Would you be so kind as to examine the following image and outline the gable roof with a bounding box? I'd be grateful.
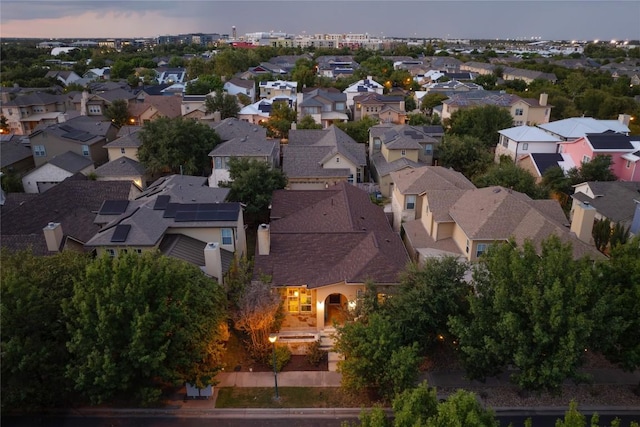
[254,182,409,288]
[572,181,640,227]
[392,166,475,195]
[499,125,561,142]
[527,152,576,177]
[2,91,64,107]
[209,136,278,158]
[48,151,94,173]
[444,90,523,108]
[0,175,132,255]
[224,78,255,90]
[0,135,33,168]
[104,127,142,148]
[209,117,267,141]
[94,156,146,177]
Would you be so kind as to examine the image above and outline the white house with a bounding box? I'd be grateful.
[495,125,562,162]
[342,76,384,108]
[22,151,94,193]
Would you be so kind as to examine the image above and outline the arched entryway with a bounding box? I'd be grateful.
[324,293,349,327]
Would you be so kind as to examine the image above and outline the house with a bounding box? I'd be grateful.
[208,117,267,142]
[103,126,142,161]
[29,116,118,167]
[0,174,134,255]
[297,88,348,128]
[94,156,147,190]
[284,125,366,190]
[253,182,410,335]
[258,80,297,100]
[155,67,187,85]
[208,135,280,187]
[422,79,483,94]
[495,125,562,162]
[83,67,111,80]
[84,174,245,284]
[22,151,94,193]
[460,61,495,76]
[1,92,68,135]
[501,67,557,84]
[223,78,256,102]
[516,152,576,183]
[181,93,210,119]
[570,181,640,237]
[391,166,604,264]
[352,93,406,124]
[315,56,359,78]
[238,97,296,125]
[440,91,551,126]
[342,76,384,108]
[237,62,288,80]
[128,95,182,125]
[537,115,631,141]
[71,88,137,117]
[0,134,35,177]
[44,70,82,87]
[557,132,640,181]
[369,124,444,197]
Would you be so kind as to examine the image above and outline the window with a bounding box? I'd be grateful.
[336,157,340,163]
[514,121,524,126]
[476,243,489,258]
[582,155,591,164]
[373,138,381,149]
[424,144,433,155]
[81,145,90,156]
[221,228,233,245]
[405,195,416,210]
[501,136,509,148]
[521,143,529,151]
[465,239,470,254]
[300,288,312,312]
[88,105,101,114]
[34,145,46,157]
[515,108,523,116]
[626,160,631,169]
[356,169,362,183]
[348,174,354,183]
[120,147,126,154]
[401,149,406,156]
[224,157,230,170]
[286,288,312,313]
[106,248,117,257]
[134,248,143,254]
[215,157,223,169]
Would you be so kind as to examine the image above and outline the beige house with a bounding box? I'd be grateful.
[128,95,182,125]
[1,92,68,135]
[103,126,142,162]
[253,182,410,338]
[352,93,406,123]
[259,80,297,100]
[390,166,603,264]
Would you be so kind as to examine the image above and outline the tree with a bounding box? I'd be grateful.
[427,390,499,427]
[335,116,379,144]
[404,95,417,112]
[186,74,223,95]
[65,251,227,405]
[1,250,90,411]
[540,165,571,196]
[386,257,470,353]
[138,116,220,176]
[474,74,497,90]
[232,280,283,362]
[438,135,493,180]
[568,155,616,185]
[392,381,439,427]
[407,113,431,126]
[204,92,240,119]
[0,114,9,133]
[592,218,611,253]
[473,156,544,199]
[450,236,601,393]
[261,102,297,139]
[446,105,514,148]
[334,312,420,400]
[110,59,134,79]
[103,99,130,128]
[220,157,287,217]
[297,114,322,130]
[291,58,317,89]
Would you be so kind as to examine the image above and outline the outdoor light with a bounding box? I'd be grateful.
[268,333,279,399]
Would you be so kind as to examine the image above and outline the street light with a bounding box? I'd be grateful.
[268,333,279,400]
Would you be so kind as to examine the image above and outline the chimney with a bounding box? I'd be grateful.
[618,114,631,127]
[570,200,597,244]
[43,222,64,252]
[257,223,270,255]
[80,90,89,116]
[212,111,221,122]
[204,242,223,284]
[539,93,548,107]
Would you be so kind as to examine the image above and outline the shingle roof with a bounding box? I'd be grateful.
[158,234,235,274]
[208,136,278,158]
[371,152,424,177]
[444,90,522,108]
[0,136,33,168]
[104,128,141,148]
[254,182,410,288]
[571,181,640,227]
[0,175,132,255]
[95,157,146,177]
[2,92,63,107]
[225,78,255,90]
[391,166,475,195]
[48,151,94,173]
[209,118,267,141]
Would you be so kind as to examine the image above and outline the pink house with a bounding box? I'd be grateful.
[558,132,640,181]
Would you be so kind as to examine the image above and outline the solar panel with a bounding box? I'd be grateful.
[163,203,179,218]
[111,224,131,242]
[173,203,239,222]
[153,195,171,210]
[99,200,129,215]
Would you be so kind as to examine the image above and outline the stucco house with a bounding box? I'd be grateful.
[537,115,631,141]
[495,125,562,162]
[208,135,280,187]
[557,132,640,182]
[223,78,256,102]
[253,182,410,336]
[369,124,444,197]
[259,80,297,100]
[352,93,406,124]
[284,125,366,190]
[390,166,604,264]
[297,88,348,128]
[22,151,94,193]
[1,92,69,135]
[29,116,118,168]
[103,126,142,162]
[84,174,245,285]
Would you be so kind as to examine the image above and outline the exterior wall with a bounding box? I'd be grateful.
[517,155,543,183]
[379,109,406,124]
[322,153,358,179]
[237,113,268,124]
[225,83,255,102]
[382,145,419,163]
[107,146,139,162]
[495,136,558,162]
[168,220,246,256]
[559,138,595,170]
[313,282,364,332]
[378,172,394,198]
[433,220,455,241]
[618,159,640,181]
[391,187,418,232]
[451,224,470,261]
[30,132,108,167]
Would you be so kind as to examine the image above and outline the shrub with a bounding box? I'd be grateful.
[306,340,328,366]
[272,345,291,372]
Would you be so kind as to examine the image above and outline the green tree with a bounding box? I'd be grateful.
[335,116,378,144]
[473,156,544,199]
[386,257,469,353]
[103,99,130,128]
[0,114,9,133]
[592,218,611,253]
[450,236,601,393]
[438,135,493,179]
[407,113,431,126]
[474,74,497,90]
[404,95,417,112]
[205,92,240,119]
[298,114,323,130]
[567,155,617,185]
[291,58,317,89]
[261,102,297,139]
[65,251,227,405]
[392,381,438,427]
[138,116,220,176]
[110,59,134,79]
[446,105,514,148]
[334,312,420,400]
[220,157,287,216]
[186,74,223,95]
[427,390,499,427]
[1,250,90,411]
[540,165,571,196]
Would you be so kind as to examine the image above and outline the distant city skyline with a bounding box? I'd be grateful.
[1,1,639,42]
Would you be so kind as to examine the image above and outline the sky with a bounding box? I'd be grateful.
[1,1,639,42]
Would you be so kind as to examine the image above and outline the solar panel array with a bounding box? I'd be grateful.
[169,203,239,222]
[153,195,171,210]
[62,130,95,142]
[111,224,131,242]
[99,200,130,215]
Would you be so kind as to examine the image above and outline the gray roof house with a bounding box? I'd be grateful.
[22,151,94,193]
[208,117,267,141]
[208,135,280,187]
[297,88,349,128]
[94,156,147,189]
[284,125,366,190]
[85,174,246,284]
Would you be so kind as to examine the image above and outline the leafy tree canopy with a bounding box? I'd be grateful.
[297,114,323,130]
[204,92,240,119]
[438,134,493,180]
[335,116,379,144]
[446,105,514,148]
[103,99,130,128]
[261,102,297,139]
[473,156,545,199]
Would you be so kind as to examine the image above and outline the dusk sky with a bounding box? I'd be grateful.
[1,1,639,41]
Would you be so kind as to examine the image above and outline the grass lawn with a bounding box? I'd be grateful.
[216,387,375,408]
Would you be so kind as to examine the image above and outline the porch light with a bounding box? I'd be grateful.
[294,290,298,297]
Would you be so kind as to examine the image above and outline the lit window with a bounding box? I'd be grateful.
[405,195,416,210]
[221,228,233,245]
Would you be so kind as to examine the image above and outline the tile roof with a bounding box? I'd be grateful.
[1,175,132,255]
[254,182,410,288]
[94,157,146,177]
[48,151,94,173]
